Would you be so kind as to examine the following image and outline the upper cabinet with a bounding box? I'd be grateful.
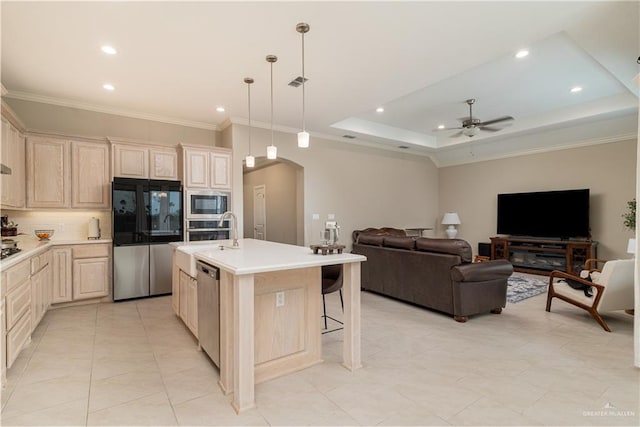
[26,135,110,209]
[26,136,70,208]
[71,141,110,209]
[111,140,178,181]
[181,144,232,190]
[1,116,25,209]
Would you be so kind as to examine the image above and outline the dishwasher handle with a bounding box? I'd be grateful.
[196,261,219,280]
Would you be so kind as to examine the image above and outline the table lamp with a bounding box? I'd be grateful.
[442,212,461,239]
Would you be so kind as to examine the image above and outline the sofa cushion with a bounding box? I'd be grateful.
[416,238,472,263]
[383,236,416,250]
[352,227,406,243]
[356,234,385,246]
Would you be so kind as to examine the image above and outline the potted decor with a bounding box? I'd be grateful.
[623,198,636,256]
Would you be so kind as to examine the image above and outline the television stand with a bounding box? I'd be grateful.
[490,236,597,276]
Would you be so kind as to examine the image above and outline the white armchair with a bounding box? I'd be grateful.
[545,259,634,331]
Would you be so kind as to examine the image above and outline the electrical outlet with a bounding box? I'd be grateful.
[58,223,65,231]
[328,213,335,220]
[276,291,285,307]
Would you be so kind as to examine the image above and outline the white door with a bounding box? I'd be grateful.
[253,185,266,240]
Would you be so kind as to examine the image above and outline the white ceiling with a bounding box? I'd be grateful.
[1,1,638,165]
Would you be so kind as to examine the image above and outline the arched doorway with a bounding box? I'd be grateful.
[242,157,304,245]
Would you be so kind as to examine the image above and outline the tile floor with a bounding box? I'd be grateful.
[1,280,638,426]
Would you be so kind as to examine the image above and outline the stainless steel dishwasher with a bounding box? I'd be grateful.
[196,261,220,367]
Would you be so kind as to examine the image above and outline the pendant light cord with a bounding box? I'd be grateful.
[247,81,252,153]
[270,61,274,147]
[301,31,306,132]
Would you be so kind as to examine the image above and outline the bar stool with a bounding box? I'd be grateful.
[321,264,343,333]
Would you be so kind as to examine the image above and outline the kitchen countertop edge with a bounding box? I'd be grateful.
[1,238,112,271]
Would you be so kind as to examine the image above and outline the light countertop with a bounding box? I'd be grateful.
[1,236,112,270]
[176,238,366,275]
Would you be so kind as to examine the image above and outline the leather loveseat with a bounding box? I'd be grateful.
[352,227,513,322]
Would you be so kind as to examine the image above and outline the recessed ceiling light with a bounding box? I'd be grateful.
[216,106,225,113]
[437,124,445,129]
[103,83,115,91]
[570,86,583,93]
[376,107,384,113]
[515,49,529,59]
[101,45,117,55]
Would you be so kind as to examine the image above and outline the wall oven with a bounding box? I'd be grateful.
[186,190,230,219]
[186,219,231,242]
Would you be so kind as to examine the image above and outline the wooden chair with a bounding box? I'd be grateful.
[545,258,634,331]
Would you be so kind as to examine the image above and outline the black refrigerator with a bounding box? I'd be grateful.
[112,178,183,301]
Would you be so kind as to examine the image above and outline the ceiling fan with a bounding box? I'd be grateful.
[443,99,514,138]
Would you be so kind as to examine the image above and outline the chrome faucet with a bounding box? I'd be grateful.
[219,211,239,247]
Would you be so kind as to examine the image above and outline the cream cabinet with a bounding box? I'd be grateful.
[3,258,32,369]
[181,144,232,190]
[51,243,111,303]
[150,148,178,180]
[71,141,110,208]
[52,247,73,303]
[111,141,179,180]
[30,252,51,331]
[178,270,198,338]
[1,116,26,208]
[26,136,70,208]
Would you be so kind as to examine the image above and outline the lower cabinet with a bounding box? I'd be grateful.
[52,243,111,303]
[178,270,198,338]
[3,258,33,370]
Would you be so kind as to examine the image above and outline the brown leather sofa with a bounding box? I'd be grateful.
[352,227,513,322]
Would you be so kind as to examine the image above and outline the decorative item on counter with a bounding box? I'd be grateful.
[1,215,18,236]
[35,229,55,241]
[88,217,101,239]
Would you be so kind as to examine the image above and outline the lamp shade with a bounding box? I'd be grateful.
[267,145,277,160]
[297,131,309,148]
[442,212,461,225]
[245,155,255,168]
[627,238,636,255]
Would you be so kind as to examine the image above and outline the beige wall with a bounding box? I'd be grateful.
[243,162,302,245]
[4,98,218,147]
[231,124,440,248]
[439,139,637,260]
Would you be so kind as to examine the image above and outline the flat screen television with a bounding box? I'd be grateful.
[497,189,590,239]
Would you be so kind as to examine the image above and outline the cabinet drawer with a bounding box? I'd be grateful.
[5,259,30,292]
[6,279,31,329]
[6,310,31,369]
[30,250,52,274]
[73,244,110,259]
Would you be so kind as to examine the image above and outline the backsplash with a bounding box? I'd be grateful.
[2,210,111,241]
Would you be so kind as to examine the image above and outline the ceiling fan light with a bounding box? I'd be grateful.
[297,131,309,148]
[463,126,480,137]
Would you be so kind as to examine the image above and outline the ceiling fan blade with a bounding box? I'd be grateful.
[432,126,463,132]
[478,126,501,132]
[449,130,464,138]
[478,116,514,126]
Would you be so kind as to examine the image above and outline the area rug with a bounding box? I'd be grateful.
[507,274,548,303]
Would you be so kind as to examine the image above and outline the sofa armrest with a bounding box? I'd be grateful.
[451,260,513,282]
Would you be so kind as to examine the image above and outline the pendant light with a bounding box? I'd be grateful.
[296,22,310,148]
[244,77,255,168]
[266,55,278,160]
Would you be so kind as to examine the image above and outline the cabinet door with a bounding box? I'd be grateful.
[150,148,178,181]
[184,149,209,188]
[72,257,109,300]
[210,151,231,189]
[172,260,180,315]
[71,141,110,208]
[179,270,188,320]
[112,144,149,179]
[26,136,70,208]
[30,267,44,331]
[1,118,26,208]
[186,276,198,337]
[52,248,73,303]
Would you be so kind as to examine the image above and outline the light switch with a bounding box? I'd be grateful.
[312,213,320,220]
[328,213,335,220]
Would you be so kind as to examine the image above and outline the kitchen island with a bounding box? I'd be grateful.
[174,238,366,413]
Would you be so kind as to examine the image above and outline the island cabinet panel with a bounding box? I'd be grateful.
[26,136,70,208]
[218,266,322,393]
[71,141,110,208]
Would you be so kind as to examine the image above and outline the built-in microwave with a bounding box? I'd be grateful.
[186,190,230,219]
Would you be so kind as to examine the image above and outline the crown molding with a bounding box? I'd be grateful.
[5,90,218,131]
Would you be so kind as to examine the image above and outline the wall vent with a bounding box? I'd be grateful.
[342,134,356,139]
[398,145,409,149]
[288,76,308,87]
